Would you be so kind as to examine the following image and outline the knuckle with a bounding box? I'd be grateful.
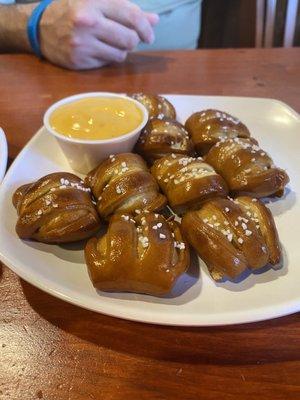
[128,7,143,27]
[70,8,97,28]
[70,9,83,26]
[69,36,81,49]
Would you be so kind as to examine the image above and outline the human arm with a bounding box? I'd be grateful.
[0,2,36,53]
[0,0,159,69]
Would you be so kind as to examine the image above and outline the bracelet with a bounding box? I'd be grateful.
[27,0,54,58]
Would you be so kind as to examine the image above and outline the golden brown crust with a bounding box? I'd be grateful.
[151,154,228,215]
[235,196,281,265]
[135,117,195,164]
[84,213,190,296]
[205,138,289,198]
[185,109,250,155]
[181,198,270,281]
[131,93,176,120]
[13,172,101,243]
[85,153,167,220]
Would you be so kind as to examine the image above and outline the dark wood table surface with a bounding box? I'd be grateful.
[0,48,299,400]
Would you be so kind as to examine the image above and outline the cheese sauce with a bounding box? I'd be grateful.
[50,97,143,140]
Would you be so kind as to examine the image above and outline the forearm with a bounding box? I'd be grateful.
[0,0,158,69]
[0,3,36,53]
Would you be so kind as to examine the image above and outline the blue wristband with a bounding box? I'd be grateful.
[27,0,54,58]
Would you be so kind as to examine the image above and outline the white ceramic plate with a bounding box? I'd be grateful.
[0,127,8,182]
[0,95,299,326]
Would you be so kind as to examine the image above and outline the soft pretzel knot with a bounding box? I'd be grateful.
[85,153,167,219]
[205,137,289,197]
[151,154,228,215]
[135,117,195,164]
[185,109,250,155]
[181,196,281,282]
[13,172,101,243]
[84,212,190,296]
[131,93,176,120]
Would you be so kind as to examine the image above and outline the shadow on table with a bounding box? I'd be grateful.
[100,53,175,77]
[20,273,299,368]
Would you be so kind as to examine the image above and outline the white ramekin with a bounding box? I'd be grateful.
[43,92,148,174]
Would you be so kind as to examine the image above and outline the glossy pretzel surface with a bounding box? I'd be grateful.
[13,172,100,243]
[85,212,190,295]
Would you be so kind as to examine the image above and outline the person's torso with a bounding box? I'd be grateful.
[133,0,201,51]
[132,0,198,13]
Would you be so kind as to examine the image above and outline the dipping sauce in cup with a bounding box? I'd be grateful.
[44,93,148,174]
[49,97,144,141]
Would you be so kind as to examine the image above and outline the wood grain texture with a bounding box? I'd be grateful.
[0,48,300,400]
[1,48,300,161]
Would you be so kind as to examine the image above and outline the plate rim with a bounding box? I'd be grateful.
[1,250,299,327]
[1,95,300,326]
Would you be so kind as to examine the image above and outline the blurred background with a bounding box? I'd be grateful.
[199,0,300,48]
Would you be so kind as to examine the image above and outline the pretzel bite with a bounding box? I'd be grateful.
[85,212,190,296]
[185,109,250,155]
[135,117,194,164]
[131,93,176,120]
[205,137,289,198]
[235,196,281,265]
[85,153,167,220]
[13,172,100,243]
[181,198,278,282]
[151,154,228,215]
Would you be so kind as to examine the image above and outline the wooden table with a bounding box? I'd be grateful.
[0,48,299,400]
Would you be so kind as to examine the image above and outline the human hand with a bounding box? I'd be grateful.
[39,0,159,69]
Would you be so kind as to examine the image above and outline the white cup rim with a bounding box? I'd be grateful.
[43,92,148,145]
